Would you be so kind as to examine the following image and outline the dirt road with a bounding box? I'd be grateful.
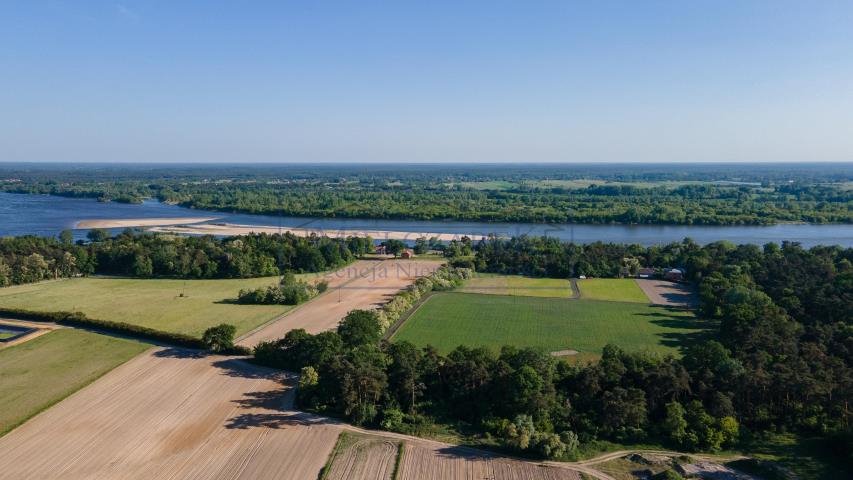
[635,279,698,308]
[237,258,442,347]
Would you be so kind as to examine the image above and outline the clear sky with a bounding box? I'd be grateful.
[1,1,852,163]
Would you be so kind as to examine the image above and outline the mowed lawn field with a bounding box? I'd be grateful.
[392,293,705,360]
[460,273,573,298]
[0,276,294,337]
[576,278,650,303]
[0,328,150,435]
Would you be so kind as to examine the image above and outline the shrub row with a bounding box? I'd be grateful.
[0,307,207,349]
[376,265,471,332]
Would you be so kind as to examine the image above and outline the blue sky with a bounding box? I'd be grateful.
[1,1,852,163]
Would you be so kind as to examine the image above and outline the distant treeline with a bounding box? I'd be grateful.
[0,231,373,286]
[2,164,850,225]
[253,236,852,461]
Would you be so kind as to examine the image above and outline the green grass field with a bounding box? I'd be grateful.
[577,278,650,303]
[0,329,150,435]
[392,293,706,359]
[461,274,572,298]
[0,276,295,337]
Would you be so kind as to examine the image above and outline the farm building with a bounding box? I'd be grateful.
[664,268,684,282]
[400,249,415,259]
[638,267,656,278]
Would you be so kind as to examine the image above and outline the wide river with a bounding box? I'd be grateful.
[1,192,851,247]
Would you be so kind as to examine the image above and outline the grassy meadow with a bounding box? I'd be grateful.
[0,276,295,337]
[460,273,573,298]
[0,329,150,436]
[392,292,706,360]
[576,278,650,303]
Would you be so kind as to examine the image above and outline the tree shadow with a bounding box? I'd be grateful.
[434,445,497,461]
[649,317,716,353]
[210,357,290,381]
[153,347,209,359]
[225,411,341,430]
[213,298,241,305]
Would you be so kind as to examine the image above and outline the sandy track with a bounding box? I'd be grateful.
[150,222,489,242]
[635,279,698,308]
[0,348,340,480]
[238,259,442,347]
[398,443,582,480]
[75,217,218,229]
[325,436,399,480]
[0,319,61,349]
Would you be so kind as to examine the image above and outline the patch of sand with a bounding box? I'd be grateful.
[0,319,61,349]
[550,350,579,357]
[75,217,218,229]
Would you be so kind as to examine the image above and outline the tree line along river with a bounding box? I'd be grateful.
[1,192,851,248]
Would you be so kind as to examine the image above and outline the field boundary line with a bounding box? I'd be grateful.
[383,291,437,341]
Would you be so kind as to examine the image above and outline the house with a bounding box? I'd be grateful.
[638,267,656,279]
[400,249,415,259]
[664,268,684,282]
[374,244,387,255]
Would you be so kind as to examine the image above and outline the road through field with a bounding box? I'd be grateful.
[238,258,442,347]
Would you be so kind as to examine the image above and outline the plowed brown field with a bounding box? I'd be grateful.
[238,258,442,346]
[397,443,582,480]
[0,348,340,480]
[323,433,399,480]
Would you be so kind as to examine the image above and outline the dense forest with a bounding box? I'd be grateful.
[0,230,373,286]
[2,163,850,225]
[252,237,852,464]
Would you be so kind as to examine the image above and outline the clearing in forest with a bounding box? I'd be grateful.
[576,278,650,303]
[392,292,706,359]
[460,273,573,298]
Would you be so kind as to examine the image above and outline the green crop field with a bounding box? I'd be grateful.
[0,276,296,337]
[577,278,650,303]
[392,293,707,360]
[0,329,150,435]
[461,274,572,298]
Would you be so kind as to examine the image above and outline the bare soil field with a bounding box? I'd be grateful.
[635,279,698,308]
[0,348,340,480]
[397,443,583,480]
[238,258,442,347]
[150,222,489,242]
[323,432,400,480]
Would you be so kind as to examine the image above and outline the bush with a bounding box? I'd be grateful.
[236,272,320,305]
[380,408,405,432]
[202,324,237,352]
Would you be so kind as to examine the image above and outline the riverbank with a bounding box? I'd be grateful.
[149,222,490,241]
[75,217,219,229]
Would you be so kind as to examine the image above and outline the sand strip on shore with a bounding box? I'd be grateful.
[75,217,219,229]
